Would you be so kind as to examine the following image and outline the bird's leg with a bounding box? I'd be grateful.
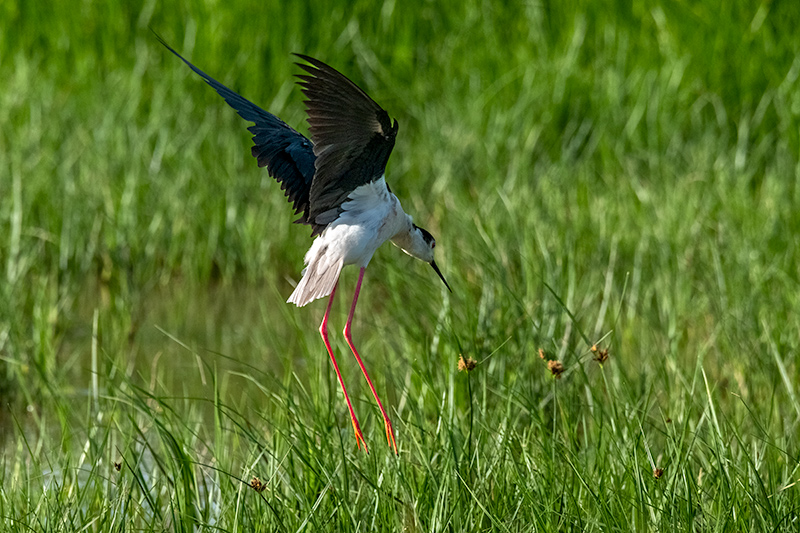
[320,283,368,453]
[343,267,398,454]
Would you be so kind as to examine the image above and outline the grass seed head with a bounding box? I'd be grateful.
[593,346,609,364]
[653,468,664,479]
[250,476,267,493]
[547,360,565,379]
[458,354,477,372]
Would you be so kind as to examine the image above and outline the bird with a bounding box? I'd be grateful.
[157,36,451,454]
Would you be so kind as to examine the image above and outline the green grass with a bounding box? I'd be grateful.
[2,0,800,530]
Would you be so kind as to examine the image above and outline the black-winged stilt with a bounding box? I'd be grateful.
[158,37,451,454]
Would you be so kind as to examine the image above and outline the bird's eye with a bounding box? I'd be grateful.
[431,241,436,249]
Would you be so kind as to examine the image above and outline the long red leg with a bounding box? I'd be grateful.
[343,267,398,454]
[320,283,368,453]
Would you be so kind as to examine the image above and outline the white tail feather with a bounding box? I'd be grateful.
[287,257,343,307]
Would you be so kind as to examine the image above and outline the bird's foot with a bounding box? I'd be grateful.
[384,418,398,455]
[351,418,369,454]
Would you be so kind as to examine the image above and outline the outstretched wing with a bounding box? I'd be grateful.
[294,54,398,225]
[156,35,321,233]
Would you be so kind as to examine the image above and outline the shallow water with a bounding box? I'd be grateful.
[3,278,324,448]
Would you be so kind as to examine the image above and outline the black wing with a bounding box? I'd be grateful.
[294,54,398,225]
[156,35,321,233]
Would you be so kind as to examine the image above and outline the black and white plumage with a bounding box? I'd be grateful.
[157,37,449,305]
[158,36,450,453]
[296,54,398,226]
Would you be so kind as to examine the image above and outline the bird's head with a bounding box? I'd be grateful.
[394,224,452,292]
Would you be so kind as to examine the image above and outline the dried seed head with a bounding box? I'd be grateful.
[114,461,122,472]
[593,346,609,364]
[458,355,477,372]
[538,348,545,360]
[653,468,664,479]
[547,360,565,379]
[250,476,267,493]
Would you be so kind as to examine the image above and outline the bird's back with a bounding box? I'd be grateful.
[287,177,410,307]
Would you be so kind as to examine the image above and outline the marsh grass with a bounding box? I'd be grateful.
[2,0,800,530]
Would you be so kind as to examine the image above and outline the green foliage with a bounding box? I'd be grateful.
[1,0,799,531]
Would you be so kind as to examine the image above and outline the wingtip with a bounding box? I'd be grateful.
[292,53,322,65]
[150,28,172,52]
[292,53,340,77]
[291,53,316,70]
[150,29,186,63]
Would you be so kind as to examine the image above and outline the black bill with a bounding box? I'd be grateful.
[430,261,452,293]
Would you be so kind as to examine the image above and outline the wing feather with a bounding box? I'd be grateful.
[293,54,398,225]
[156,35,323,234]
